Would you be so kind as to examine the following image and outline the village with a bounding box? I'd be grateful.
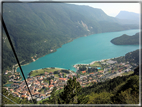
[3,58,137,102]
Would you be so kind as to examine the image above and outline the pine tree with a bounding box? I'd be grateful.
[50,87,57,104]
[58,77,82,104]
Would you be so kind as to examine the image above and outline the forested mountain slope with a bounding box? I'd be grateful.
[125,49,140,65]
[112,49,140,66]
[111,32,139,45]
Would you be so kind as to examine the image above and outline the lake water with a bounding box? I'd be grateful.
[4,84,11,87]
[17,29,140,79]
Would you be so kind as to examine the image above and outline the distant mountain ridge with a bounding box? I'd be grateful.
[115,11,139,25]
[116,11,139,20]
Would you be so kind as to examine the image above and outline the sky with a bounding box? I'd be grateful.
[0,0,141,17]
[70,3,140,17]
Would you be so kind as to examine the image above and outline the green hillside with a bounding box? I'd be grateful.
[125,49,140,65]
[113,49,139,64]
[111,32,139,45]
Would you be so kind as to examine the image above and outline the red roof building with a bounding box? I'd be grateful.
[59,78,67,81]
[82,71,86,73]
[10,89,14,92]
[89,72,94,74]
[48,85,54,89]
[99,70,104,73]
[21,95,27,98]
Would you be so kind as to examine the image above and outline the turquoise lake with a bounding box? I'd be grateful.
[4,84,12,87]
[17,29,140,79]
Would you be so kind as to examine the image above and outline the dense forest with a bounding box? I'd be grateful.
[125,49,140,65]
[111,32,139,45]
[112,49,140,65]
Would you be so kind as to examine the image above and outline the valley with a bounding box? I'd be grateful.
[2,2,140,105]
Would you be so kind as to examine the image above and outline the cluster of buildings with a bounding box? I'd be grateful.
[4,59,135,102]
[5,72,22,83]
[5,70,12,75]
[76,59,134,81]
[4,68,101,101]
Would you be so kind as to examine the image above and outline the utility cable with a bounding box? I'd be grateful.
[0,93,21,106]
[2,17,34,104]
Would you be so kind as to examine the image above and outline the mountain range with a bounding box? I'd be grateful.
[116,11,139,20]
[115,11,140,25]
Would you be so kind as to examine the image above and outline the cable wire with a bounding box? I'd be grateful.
[2,17,34,104]
[0,93,21,106]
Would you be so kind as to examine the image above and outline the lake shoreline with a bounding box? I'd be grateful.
[15,29,139,80]
[73,57,120,69]
[17,57,120,81]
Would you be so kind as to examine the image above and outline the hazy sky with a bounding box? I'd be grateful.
[1,0,141,17]
[70,3,140,17]
[52,0,141,17]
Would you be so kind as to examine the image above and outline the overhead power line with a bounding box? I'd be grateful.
[2,17,34,104]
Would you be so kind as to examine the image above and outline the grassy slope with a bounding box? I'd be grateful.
[29,68,62,77]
